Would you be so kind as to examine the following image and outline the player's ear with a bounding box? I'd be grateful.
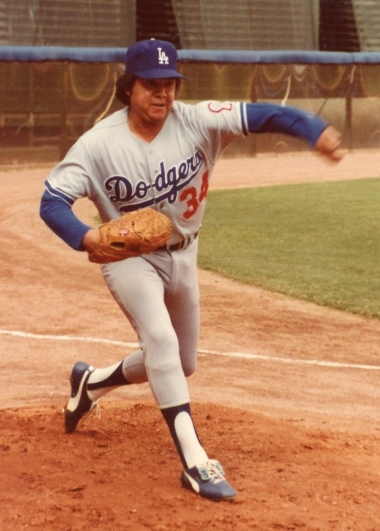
[175,79,182,97]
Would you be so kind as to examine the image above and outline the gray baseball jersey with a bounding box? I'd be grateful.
[46,100,245,246]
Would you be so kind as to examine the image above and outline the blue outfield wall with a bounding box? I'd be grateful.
[1,46,380,64]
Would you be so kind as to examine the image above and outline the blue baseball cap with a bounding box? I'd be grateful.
[125,39,186,80]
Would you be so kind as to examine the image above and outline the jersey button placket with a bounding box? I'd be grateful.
[146,147,158,208]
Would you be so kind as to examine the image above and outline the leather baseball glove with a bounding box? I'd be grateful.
[88,208,172,264]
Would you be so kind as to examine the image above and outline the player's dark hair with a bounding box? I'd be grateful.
[115,73,182,106]
[115,72,137,106]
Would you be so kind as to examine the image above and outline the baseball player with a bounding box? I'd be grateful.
[40,39,343,501]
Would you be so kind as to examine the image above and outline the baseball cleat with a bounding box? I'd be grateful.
[63,361,97,434]
[181,459,237,501]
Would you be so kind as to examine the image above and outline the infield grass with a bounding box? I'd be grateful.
[198,177,380,318]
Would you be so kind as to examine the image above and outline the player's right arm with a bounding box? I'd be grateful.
[40,139,95,251]
[40,188,93,251]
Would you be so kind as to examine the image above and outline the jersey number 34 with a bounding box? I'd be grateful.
[180,171,209,220]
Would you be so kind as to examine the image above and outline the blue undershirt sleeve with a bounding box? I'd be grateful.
[40,189,92,251]
[245,103,329,146]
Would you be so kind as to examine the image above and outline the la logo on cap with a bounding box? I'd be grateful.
[158,47,169,65]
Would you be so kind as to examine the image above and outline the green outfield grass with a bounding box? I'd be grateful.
[198,178,380,318]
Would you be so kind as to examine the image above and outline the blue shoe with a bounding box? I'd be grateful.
[181,460,237,501]
[64,361,97,433]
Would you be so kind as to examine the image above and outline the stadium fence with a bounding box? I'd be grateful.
[1,47,380,165]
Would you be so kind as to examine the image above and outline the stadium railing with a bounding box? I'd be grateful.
[1,47,380,164]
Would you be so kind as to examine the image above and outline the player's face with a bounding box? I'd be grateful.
[127,78,176,128]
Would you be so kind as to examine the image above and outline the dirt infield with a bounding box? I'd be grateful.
[1,151,380,530]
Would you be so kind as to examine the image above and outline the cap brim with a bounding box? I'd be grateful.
[133,68,186,80]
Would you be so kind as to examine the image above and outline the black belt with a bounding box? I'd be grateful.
[158,231,199,252]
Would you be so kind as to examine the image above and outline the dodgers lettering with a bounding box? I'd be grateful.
[105,151,203,208]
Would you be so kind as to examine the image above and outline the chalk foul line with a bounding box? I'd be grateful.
[1,329,380,371]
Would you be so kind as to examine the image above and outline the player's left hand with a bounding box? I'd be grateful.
[315,125,345,162]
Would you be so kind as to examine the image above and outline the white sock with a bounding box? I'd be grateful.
[87,361,129,401]
[174,411,208,468]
